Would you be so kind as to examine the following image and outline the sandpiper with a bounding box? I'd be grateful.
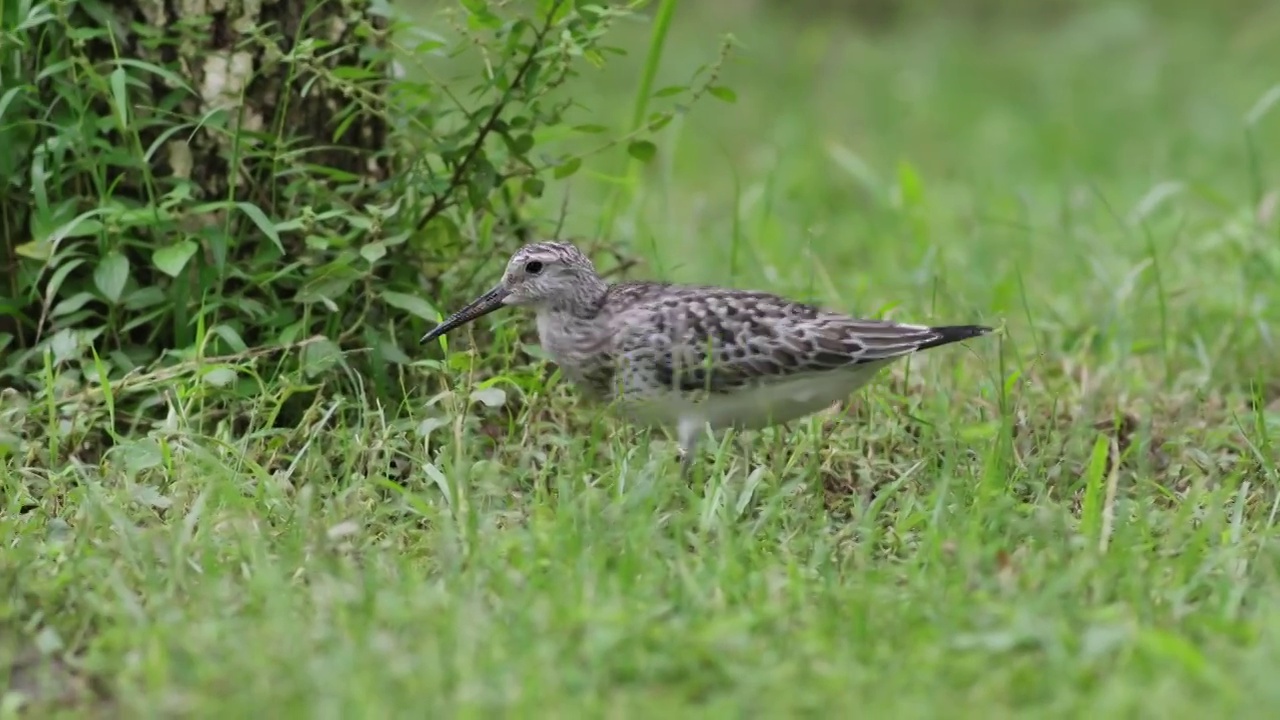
[421,241,992,475]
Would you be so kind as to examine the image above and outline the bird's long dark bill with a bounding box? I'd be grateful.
[419,285,509,344]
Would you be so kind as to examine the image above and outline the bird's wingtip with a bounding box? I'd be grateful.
[934,324,994,340]
[915,323,997,351]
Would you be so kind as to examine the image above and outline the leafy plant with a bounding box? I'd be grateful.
[0,0,730,452]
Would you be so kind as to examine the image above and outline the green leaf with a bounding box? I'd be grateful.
[113,58,194,94]
[14,241,50,260]
[119,437,164,474]
[124,286,166,310]
[202,366,237,387]
[296,273,357,306]
[45,258,86,301]
[109,67,129,127]
[553,157,582,179]
[379,232,411,248]
[236,202,283,253]
[301,337,342,379]
[653,85,686,98]
[627,140,657,164]
[508,133,534,155]
[50,329,78,364]
[131,485,173,510]
[211,325,248,353]
[360,241,387,264]
[523,178,545,198]
[647,112,673,132]
[708,85,737,103]
[17,3,56,31]
[1079,433,1112,545]
[470,386,507,408]
[152,240,198,277]
[52,292,95,317]
[382,291,439,322]
[0,87,24,125]
[378,336,412,364]
[23,208,109,260]
[94,251,130,304]
[460,0,500,27]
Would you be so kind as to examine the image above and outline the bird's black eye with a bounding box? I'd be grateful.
[525,261,544,275]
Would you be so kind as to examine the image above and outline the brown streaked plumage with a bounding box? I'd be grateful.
[421,241,993,475]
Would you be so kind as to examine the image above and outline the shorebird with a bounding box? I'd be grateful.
[420,241,992,476]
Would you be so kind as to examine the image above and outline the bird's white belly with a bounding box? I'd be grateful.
[614,368,881,431]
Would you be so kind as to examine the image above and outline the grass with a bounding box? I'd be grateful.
[7,1,1280,716]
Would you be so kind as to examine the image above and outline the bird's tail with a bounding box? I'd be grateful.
[916,324,994,351]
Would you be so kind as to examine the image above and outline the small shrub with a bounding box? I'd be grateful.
[0,0,727,455]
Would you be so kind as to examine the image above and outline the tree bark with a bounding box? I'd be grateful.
[106,0,389,205]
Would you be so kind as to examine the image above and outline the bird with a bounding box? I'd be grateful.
[420,241,992,476]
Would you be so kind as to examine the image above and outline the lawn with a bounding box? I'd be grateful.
[6,0,1280,716]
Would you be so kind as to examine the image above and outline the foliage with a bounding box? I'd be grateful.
[0,0,727,451]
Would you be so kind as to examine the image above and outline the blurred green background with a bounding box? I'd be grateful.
[411,0,1280,390]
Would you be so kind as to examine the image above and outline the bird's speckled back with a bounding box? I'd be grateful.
[495,242,988,404]
[420,240,991,471]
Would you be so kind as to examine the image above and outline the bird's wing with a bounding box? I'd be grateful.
[609,286,948,395]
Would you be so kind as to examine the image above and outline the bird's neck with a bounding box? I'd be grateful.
[535,297,610,375]
[549,275,609,319]
[534,277,609,361]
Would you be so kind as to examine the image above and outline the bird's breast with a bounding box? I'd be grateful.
[535,312,616,399]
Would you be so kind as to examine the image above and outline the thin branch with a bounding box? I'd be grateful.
[553,184,571,240]
[414,0,566,234]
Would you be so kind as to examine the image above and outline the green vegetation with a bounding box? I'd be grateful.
[5,0,1280,715]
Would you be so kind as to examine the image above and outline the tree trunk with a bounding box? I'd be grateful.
[113,0,390,204]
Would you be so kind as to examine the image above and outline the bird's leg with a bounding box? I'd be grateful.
[728,427,751,475]
[773,423,793,474]
[678,447,695,481]
[676,417,704,481]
